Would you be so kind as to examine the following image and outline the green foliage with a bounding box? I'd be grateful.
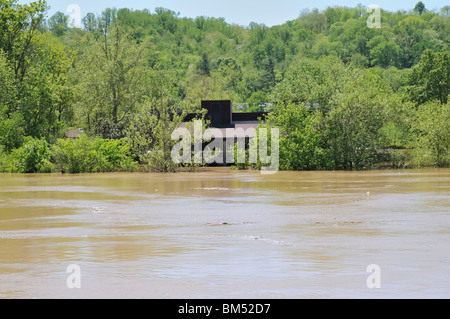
[0,1,75,139]
[75,22,150,138]
[98,4,449,105]
[269,50,440,170]
[406,50,450,105]
[414,2,426,15]
[322,80,387,169]
[369,40,403,68]
[0,0,48,65]
[48,11,68,37]
[271,56,345,112]
[51,134,138,173]
[269,57,392,170]
[389,149,412,169]
[265,103,326,170]
[0,50,16,108]
[230,125,279,171]
[0,105,24,151]
[411,100,450,167]
[198,53,210,76]
[245,91,269,112]
[0,2,449,172]
[0,145,10,172]
[125,72,193,172]
[9,136,54,173]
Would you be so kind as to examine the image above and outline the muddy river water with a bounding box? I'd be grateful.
[0,168,449,298]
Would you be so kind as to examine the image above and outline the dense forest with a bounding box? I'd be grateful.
[0,0,449,172]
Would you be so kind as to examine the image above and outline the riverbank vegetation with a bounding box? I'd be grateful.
[0,0,448,172]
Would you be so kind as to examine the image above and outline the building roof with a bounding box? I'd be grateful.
[209,123,260,138]
[66,129,83,139]
[182,100,267,138]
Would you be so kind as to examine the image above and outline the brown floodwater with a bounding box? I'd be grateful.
[0,168,449,298]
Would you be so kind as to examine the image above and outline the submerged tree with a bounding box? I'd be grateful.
[269,56,392,170]
[412,100,450,167]
[125,72,194,172]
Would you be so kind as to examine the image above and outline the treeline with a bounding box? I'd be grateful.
[0,0,448,172]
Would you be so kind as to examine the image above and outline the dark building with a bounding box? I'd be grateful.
[184,100,268,136]
[182,100,269,165]
[203,100,233,128]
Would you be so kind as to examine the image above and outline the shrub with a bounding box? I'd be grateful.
[0,106,25,151]
[264,103,327,170]
[389,149,412,169]
[411,100,450,167]
[96,138,138,172]
[51,135,138,173]
[9,137,54,173]
[0,145,12,172]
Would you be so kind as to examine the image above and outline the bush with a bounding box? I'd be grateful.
[0,145,11,172]
[9,136,54,173]
[51,135,138,173]
[0,106,25,151]
[96,138,139,172]
[264,103,327,170]
[389,149,412,169]
[411,100,450,167]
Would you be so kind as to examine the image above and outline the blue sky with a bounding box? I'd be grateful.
[22,0,450,26]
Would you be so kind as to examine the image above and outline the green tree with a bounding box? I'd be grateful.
[323,73,389,169]
[0,1,75,139]
[77,18,150,138]
[270,56,391,169]
[48,11,68,37]
[10,136,53,173]
[369,40,402,68]
[394,16,427,68]
[125,72,193,172]
[82,12,98,32]
[197,52,210,76]
[18,33,75,138]
[414,2,426,15]
[441,6,450,16]
[270,56,345,112]
[0,0,48,80]
[412,100,450,167]
[154,7,178,34]
[0,49,16,112]
[246,91,269,112]
[264,102,326,170]
[406,49,450,105]
[212,57,244,96]
[0,105,24,151]
[51,134,137,173]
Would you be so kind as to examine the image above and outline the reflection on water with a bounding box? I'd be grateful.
[0,168,449,298]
